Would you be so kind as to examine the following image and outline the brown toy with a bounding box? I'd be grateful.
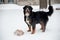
[14,29,24,36]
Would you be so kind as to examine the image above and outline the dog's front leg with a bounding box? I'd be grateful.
[24,16,31,32]
[31,23,36,34]
[27,25,31,32]
[25,22,31,32]
[26,21,31,32]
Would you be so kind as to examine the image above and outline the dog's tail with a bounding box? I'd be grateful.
[47,6,53,16]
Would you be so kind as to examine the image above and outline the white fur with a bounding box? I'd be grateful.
[25,13,29,17]
[26,16,31,25]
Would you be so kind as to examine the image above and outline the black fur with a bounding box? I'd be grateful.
[23,5,53,34]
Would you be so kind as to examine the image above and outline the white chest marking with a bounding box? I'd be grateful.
[26,17,31,25]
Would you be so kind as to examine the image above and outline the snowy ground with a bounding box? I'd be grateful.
[0,4,60,40]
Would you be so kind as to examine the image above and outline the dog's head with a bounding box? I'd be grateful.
[23,5,33,16]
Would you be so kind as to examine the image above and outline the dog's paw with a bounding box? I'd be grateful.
[27,30,31,32]
[42,30,45,32]
[40,28,43,30]
[31,32,35,34]
[31,30,35,34]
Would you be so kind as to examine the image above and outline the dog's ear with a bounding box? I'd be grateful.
[23,6,25,9]
[23,5,27,9]
[30,6,33,10]
[23,5,28,9]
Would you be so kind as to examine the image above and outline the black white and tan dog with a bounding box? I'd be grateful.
[23,5,53,34]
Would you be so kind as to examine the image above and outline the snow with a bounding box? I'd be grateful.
[0,4,60,40]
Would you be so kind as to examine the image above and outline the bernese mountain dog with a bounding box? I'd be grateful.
[23,5,53,34]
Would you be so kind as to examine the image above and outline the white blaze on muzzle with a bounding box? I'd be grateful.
[25,8,30,17]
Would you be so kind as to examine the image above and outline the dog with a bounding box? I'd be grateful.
[23,5,53,34]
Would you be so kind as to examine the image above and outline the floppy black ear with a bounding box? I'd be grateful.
[23,6,25,9]
[23,5,27,9]
[23,5,28,9]
[30,6,33,10]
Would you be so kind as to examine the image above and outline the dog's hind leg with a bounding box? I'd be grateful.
[40,21,46,32]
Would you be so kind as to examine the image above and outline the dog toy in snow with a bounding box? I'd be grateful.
[14,29,24,36]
